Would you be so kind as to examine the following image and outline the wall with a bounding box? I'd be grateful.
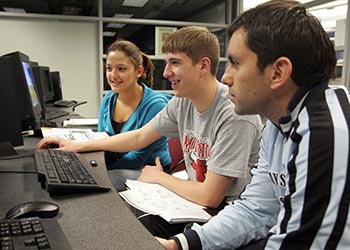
[0,18,99,118]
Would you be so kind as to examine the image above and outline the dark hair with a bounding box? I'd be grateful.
[162,26,220,76]
[228,0,336,87]
[106,39,154,88]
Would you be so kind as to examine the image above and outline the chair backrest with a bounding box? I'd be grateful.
[168,138,185,173]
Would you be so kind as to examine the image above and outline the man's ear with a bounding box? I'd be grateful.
[199,57,211,76]
[269,57,292,90]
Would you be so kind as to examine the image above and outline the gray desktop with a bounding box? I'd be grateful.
[0,137,163,250]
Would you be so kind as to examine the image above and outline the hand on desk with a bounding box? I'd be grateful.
[36,137,80,152]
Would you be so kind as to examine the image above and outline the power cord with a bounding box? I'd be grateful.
[137,213,152,220]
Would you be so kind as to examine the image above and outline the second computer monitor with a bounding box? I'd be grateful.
[50,71,63,102]
[32,66,54,104]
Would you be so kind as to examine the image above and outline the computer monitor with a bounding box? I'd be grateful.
[30,61,39,68]
[50,71,63,102]
[0,51,42,132]
[32,66,55,104]
[0,57,23,147]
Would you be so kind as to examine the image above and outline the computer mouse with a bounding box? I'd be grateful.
[5,201,59,219]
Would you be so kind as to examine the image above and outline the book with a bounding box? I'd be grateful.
[41,127,109,142]
[119,179,212,224]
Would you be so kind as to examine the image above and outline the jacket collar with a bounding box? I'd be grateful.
[278,81,329,138]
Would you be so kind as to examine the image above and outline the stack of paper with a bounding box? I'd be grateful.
[119,179,212,224]
[41,127,108,142]
[63,118,98,131]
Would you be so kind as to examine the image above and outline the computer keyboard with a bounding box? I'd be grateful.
[0,216,73,249]
[34,149,111,194]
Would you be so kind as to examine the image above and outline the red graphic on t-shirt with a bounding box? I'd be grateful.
[191,158,207,182]
[183,133,210,182]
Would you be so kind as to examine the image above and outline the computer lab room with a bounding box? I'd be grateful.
[0,0,349,249]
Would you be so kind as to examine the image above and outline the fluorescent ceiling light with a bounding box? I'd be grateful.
[3,7,26,13]
[107,14,133,29]
[107,23,126,28]
[122,0,148,8]
[113,13,133,18]
[103,31,116,37]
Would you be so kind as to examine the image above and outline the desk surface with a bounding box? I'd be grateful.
[0,138,163,250]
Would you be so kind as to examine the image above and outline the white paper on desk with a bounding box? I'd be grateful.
[63,118,98,127]
[41,127,109,142]
[119,179,212,224]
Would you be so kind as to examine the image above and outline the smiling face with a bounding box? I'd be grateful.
[162,52,202,98]
[106,50,143,93]
[222,28,273,116]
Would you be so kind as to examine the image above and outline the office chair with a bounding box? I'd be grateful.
[168,138,185,173]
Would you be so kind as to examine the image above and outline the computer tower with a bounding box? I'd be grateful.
[50,71,63,102]
[0,57,23,147]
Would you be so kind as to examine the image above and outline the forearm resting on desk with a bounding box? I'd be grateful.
[160,173,231,208]
[36,123,162,154]
[139,160,232,208]
[80,125,161,153]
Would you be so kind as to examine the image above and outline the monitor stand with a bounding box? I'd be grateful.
[0,141,18,157]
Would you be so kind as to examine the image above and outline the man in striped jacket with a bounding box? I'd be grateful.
[158,0,350,249]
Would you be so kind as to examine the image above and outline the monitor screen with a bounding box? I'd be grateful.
[22,61,41,110]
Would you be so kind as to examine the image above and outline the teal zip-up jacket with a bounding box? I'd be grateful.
[98,83,172,170]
